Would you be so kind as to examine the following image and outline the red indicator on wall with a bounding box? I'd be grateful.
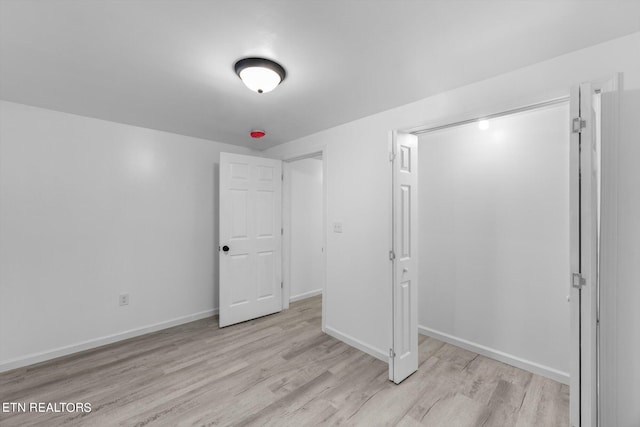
[250,130,266,139]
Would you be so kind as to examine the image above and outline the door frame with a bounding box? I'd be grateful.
[281,149,328,332]
[594,74,621,427]
[570,74,621,427]
[390,97,571,376]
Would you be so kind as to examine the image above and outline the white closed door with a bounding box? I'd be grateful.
[390,131,419,383]
[219,153,282,327]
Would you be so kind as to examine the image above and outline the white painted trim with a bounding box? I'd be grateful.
[321,149,328,334]
[596,73,622,427]
[281,160,292,311]
[418,325,569,385]
[569,83,581,425]
[325,326,388,363]
[387,130,395,381]
[408,96,569,135]
[289,289,322,303]
[0,308,217,373]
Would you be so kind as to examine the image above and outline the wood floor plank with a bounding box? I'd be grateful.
[515,375,570,427]
[0,295,569,426]
[420,393,490,427]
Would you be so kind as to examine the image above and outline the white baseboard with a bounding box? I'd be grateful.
[0,308,218,373]
[325,325,388,363]
[418,325,569,385]
[289,289,322,303]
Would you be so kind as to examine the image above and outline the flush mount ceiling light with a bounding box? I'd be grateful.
[234,57,286,94]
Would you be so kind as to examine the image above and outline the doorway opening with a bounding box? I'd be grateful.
[217,149,326,331]
[282,152,326,331]
[414,100,571,421]
[417,98,571,382]
[391,75,619,425]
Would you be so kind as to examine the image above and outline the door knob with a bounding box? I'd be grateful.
[222,245,230,252]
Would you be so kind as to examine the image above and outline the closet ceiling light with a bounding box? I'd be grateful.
[478,120,490,130]
[234,57,286,94]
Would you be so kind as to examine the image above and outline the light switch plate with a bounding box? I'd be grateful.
[333,222,343,233]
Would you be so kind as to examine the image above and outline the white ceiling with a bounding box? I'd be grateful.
[1,1,639,150]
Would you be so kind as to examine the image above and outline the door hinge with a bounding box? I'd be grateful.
[281,227,284,235]
[389,348,396,359]
[572,272,586,289]
[281,173,284,181]
[572,117,586,133]
[389,152,396,162]
[281,281,283,289]
[389,250,395,261]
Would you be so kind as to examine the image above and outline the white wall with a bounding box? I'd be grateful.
[289,158,323,302]
[0,101,253,371]
[266,32,640,424]
[418,103,570,382]
[266,126,393,361]
[616,83,640,427]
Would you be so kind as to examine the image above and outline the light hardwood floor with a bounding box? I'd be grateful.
[0,296,568,426]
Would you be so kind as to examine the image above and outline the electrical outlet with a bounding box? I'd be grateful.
[333,222,343,233]
[119,293,130,306]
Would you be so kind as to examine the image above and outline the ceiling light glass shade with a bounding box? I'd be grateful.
[235,58,286,94]
[239,67,281,93]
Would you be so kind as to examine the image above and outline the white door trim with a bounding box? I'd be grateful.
[571,74,621,427]
[594,74,621,427]
[569,84,581,426]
